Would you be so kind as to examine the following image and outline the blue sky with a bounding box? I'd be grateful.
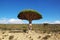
[0,0,60,24]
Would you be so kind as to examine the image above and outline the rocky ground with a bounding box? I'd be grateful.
[0,30,60,40]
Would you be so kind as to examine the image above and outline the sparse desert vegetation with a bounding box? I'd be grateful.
[0,24,60,40]
[0,24,60,32]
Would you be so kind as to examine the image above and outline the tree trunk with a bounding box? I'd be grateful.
[28,21,32,30]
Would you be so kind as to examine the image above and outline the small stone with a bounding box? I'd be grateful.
[38,36,41,39]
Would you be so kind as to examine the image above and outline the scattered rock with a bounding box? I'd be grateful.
[31,38,33,40]
[38,36,41,39]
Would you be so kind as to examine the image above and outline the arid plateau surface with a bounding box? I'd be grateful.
[0,24,60,40]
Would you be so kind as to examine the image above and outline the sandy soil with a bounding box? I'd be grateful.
[0,30,60,40]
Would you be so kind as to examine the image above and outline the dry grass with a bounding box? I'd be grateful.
[0,24,60,32]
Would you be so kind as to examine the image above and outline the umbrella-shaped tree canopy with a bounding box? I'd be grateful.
[17,10,42,21]
[17,10,42,30]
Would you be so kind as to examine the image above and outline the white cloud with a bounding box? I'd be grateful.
[42,20,60,24]
[53,21,60,24]
[0,18,60,24]
[0,18,24,24]
[42,21,49,23]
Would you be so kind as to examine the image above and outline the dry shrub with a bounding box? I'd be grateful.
[2,32,5,34]
[22,26,27,33]
[42,35,51,40]
[9,35,14,40]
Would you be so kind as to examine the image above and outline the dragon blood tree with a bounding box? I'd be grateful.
[17,10,42,30]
